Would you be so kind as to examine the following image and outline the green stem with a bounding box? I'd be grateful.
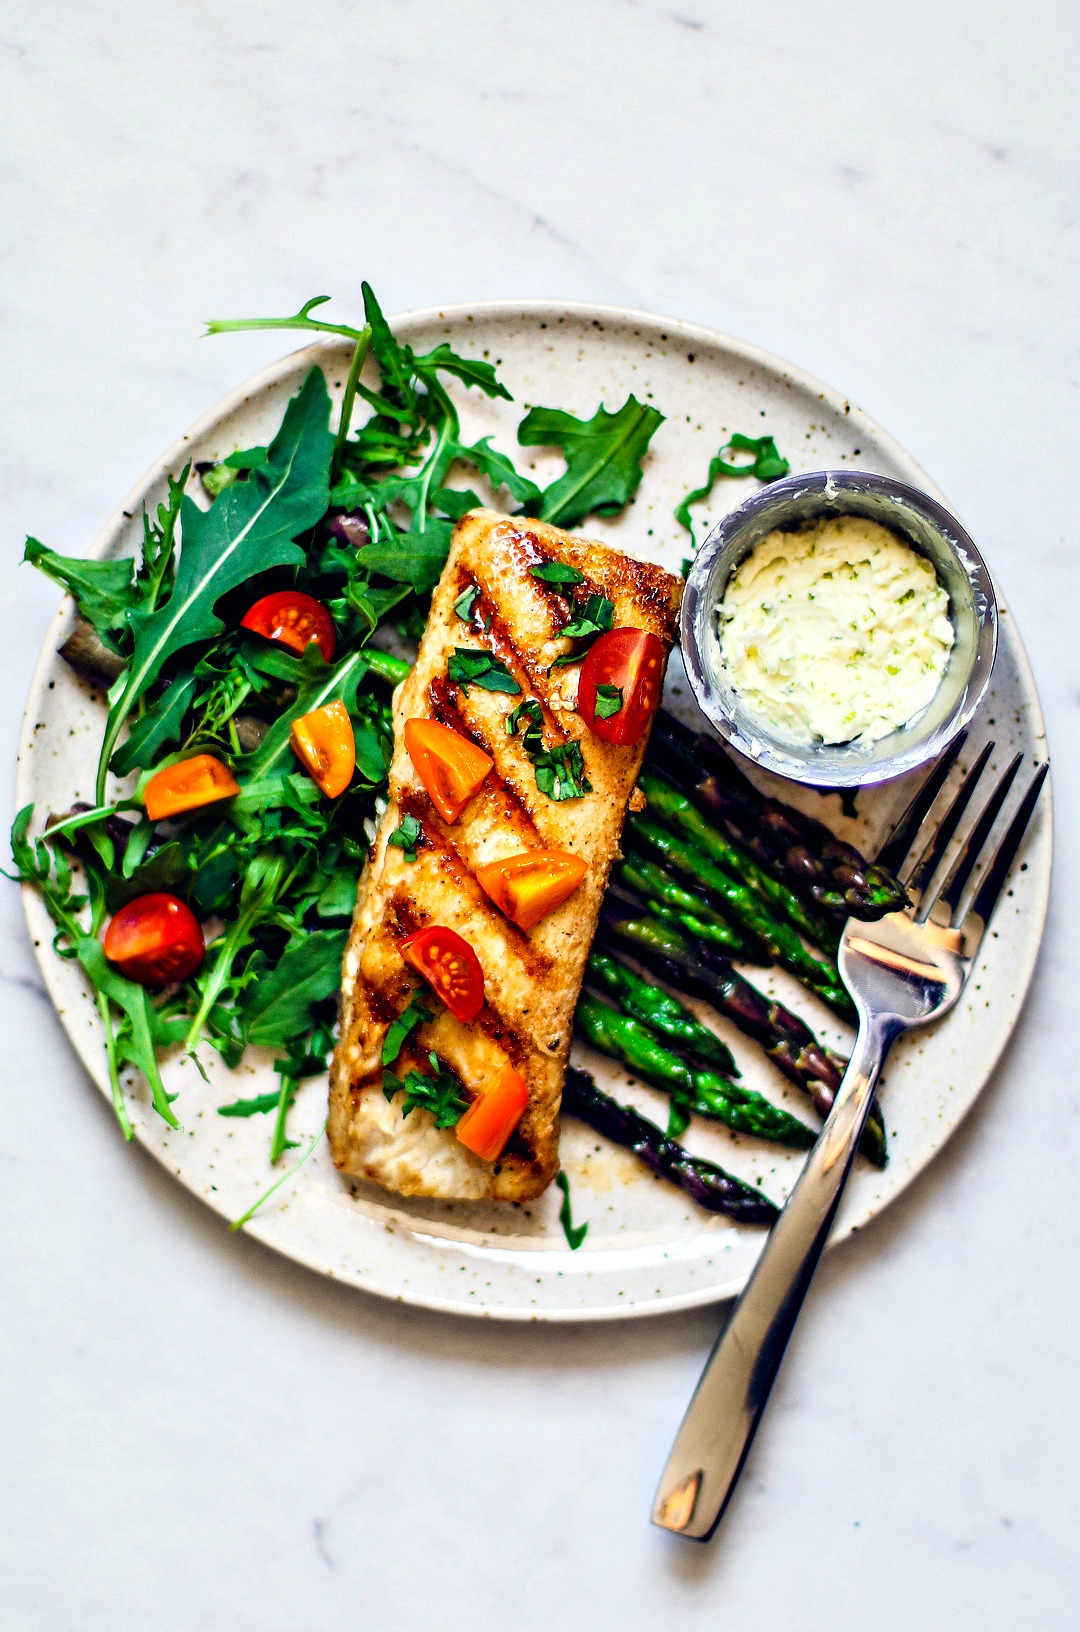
[269,1075,298,1165]
[332,325,374,479]
[98,990,134,1141]
[230,1126,325,1230]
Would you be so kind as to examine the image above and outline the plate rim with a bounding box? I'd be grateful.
[14,298,1054,1321]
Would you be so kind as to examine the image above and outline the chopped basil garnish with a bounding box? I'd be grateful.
[531,560,584,587]
[381,997,434,1066]
[533,740,591,801]
[447,647,521,695]
[507,695,591,801]
[550,592,616,666]
[453,584,480,621]
[593,684,623,719]
[388,813,423,861]
[384,1052,467,1127]
[555,1170,588,1249]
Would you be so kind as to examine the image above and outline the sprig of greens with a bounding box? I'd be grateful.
[384,1053,468,1127]
[674,432,791,552]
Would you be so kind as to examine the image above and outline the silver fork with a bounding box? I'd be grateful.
[651,739,1049,1541]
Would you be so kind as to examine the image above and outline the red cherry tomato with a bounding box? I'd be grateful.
[240,590,336,661]
[103,893,204,987]
[577,627,665,745]
[401,925,485,1023]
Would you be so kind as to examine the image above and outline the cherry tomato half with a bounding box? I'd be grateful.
[577,627,665,746]
[241,590,337,661]
[290,700,355,798]
[475,849,588,931]
[404,718,493,824]
[103,893,204,987]
[144,754,240,821]
[456,1064,529,1162]
[401,925,485,1023]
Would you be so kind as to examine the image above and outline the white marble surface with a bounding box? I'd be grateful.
[1,2,1077,1625]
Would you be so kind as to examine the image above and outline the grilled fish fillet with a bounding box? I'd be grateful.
[329,508,682,1202]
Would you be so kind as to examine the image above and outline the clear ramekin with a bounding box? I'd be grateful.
[679,469,998,789]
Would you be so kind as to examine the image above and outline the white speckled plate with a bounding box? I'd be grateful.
[16,302,1051,1320]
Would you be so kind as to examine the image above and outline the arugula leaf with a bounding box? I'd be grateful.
[217,1090,283,1117]
[388,813,423,862]
[362,282,419,418]
[454,584,480,622]
[431,486,483,522]
[533,740,592,801]
[96,368,334,801]
[674,433,791,548]
[593,684,623,719]
[109,673,197,777]
[447,648,521,695]
[360,522,453,594]
[385,1052,467,1127]
[453,436,541,507]
[75,938,180,1129]
[242,928,347,1048]
[412,343,513,402]
[531,561,584,588]
[381,997,434,1066]
[555,1171,588,1250]
[518,396,665,529]
[23,542,136,640]
[314,870,360,917]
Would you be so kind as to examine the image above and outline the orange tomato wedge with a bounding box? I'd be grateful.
[456,1063,529,1162]
[475,849,588,930]
[144,754,240,821]
[404,717,493,823]
[290,700,355,798]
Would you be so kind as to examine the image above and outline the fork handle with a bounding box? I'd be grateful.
[652,1008,903,1541]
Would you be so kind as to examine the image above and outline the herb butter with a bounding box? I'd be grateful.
[716,515,954,745]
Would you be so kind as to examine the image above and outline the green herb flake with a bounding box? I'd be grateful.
[388,813,423,862]
[533,740,592,802]
[381,997,435,1066]
[530,560,584,588]
[555,1171,588,1250]
[593,684,624,720]
[454,584,480,622]
[385,1052,468,1127]
[447,647,521,695]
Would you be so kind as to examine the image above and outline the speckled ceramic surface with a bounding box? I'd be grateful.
[15,303,1052,1320]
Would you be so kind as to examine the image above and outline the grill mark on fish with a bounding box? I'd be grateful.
[426,677,552,837]
[448,568,568,738]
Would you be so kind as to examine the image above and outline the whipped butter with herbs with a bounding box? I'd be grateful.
[716,515,954,746]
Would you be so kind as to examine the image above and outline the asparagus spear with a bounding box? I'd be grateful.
[596,902,887,1168]
[639,771,841,954]
[648,711,908,920]
[577,992,815,1148]
[625,811,856,1020]
[611,856,758,960]
[585,950,739,1075]
[562,1066,779,1224]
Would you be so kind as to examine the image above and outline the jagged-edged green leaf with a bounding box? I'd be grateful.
[24,541,137,637]
[242,928,347,1047]
[518,396,664,529]
[110,673,197,776]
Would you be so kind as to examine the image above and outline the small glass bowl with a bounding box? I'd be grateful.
[679,469,998,789]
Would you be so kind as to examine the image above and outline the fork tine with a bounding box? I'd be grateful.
[875,731,968,874]
[959,762,1048,931]
[905,741,994,899]
[934,751,1024,920]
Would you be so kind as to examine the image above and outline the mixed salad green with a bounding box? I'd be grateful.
[10,281,797,1229]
